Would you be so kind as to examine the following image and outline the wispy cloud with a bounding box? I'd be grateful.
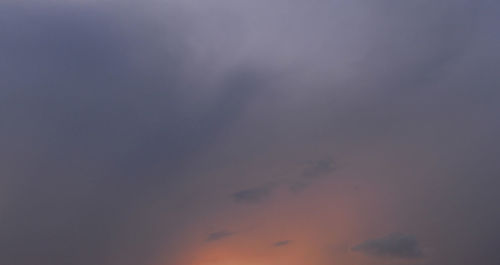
[273,240,292,247]
[290,158,337,192]
[206,230,235,242]
[352,233,423,259]
[231,183,277,204]
[301,159,336,179]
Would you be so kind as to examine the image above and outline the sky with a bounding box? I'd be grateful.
[1,0,500,265]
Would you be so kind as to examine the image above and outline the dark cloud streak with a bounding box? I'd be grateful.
[352,234,423,260]
[232,183,276,204]
[206,230,235,242]
[274,240,292,247]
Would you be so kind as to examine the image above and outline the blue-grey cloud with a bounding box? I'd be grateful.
[301,159,336,179]
[352,234,423,259]
[274,240,292,247]
[1,1,500,265]
[206,230,235,242]
[0,3,267,265]
[289,158,337,192]
[232,183,276,204]
[289,180,311,193]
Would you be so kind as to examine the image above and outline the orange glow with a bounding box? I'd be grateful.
[155,176,384,265]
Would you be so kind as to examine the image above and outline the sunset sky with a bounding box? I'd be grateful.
[1,1,500,265]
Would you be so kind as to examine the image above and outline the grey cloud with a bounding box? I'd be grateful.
[352,234,423,259]
[273,240,292,247]
[289,158,337,192]
[1,1,500,265]
[206,230,235,242]
[0,3,267,265]
[289,180,311,193]
[231,158,336,198]
[231,183,277,204]
[301,159,336,179]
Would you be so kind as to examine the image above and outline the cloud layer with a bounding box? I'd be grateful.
[1,1,500,265]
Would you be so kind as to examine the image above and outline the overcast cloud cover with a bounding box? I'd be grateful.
[1,0,499,265]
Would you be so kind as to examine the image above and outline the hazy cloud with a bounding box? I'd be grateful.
[206,230,235,242]
[352,234,423,259]
[232,183,277,204]
[0,2,266,264]
[1,0,499,265]
[274,240,292,247]
[301,159,336,179]
[289,158,337,192]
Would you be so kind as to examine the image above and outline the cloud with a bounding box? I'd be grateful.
[301,159,336,179]
[206,230,235,242]
[231,183,277,204]
[289,158,337,192]
[273,240,292,247]
[1,1,499,265]
[289,180,311,193]
[0,3,268,265]
[230,158,336,198]
[352,234,423,259]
